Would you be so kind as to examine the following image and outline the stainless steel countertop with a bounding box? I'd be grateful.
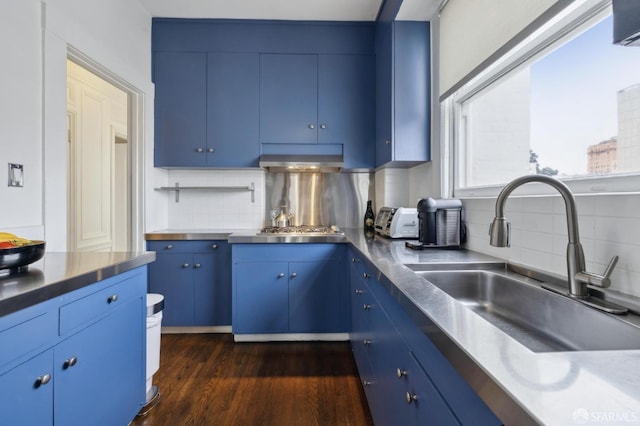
[146,229,348,244]
[144,228,640,423]
[0,251,156,317]
[343,228,640,425]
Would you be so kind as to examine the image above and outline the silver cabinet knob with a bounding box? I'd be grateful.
[35,373,51,387]
[207,148,215,153]
[406,392,418,404]
[196,147,204,152]
[385,139,391,145]
[363,272,370,279]
[363,339,372,346]
[362,380,372,387]
[107,294,118,304]
[355,289,364,295]
[278,273,285,278]
[351,257,360,263]
[182,263,190,268]
[194,263,201,268]
[63,356,78,369]
[308,124,315,129]
[290,272,297,278]
[166,244,173,250]
[320,124,326,129]
[363,304,372,310]
[211,244,218,249]
[396,368,408,378]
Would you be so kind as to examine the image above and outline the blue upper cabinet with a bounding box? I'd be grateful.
[260,54,319,144]
[319,54,375,168]
[207,53,260,167]
[152,19,375,169]
[154,51,208,167]
[375,21,431,168]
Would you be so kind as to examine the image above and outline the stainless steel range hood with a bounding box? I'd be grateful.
[259,154,343,173]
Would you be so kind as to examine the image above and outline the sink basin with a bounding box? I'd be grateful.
[413,269,640,352]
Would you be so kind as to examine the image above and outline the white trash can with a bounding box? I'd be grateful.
[139,293,164,416]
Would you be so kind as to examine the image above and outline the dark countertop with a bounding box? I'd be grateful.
[0,251,156,317]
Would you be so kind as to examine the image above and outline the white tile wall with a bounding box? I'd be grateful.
[375,168,410,208]
[165,170,265,229]
[463,194,640,298]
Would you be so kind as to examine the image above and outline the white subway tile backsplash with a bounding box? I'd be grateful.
[166,169,265,230]
[462,194,640,298]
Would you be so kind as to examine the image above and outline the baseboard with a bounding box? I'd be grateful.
[161,326,232,334]
[233,333,349,342]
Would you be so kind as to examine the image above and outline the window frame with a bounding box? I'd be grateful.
[445,0,640,198]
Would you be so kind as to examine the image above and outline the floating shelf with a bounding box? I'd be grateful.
[156,182,255,203]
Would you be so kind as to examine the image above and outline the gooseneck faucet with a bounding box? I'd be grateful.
[489,175,618,300]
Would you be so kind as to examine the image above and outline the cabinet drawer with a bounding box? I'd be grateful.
[147,240,226,253]
[59,275,142,336]
[0,309,56,370]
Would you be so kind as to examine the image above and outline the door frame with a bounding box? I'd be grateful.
[66,47,145,251]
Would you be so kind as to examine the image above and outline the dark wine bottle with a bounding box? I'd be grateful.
[364,200,375,230]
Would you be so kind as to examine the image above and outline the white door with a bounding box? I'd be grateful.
[66,60,129,252]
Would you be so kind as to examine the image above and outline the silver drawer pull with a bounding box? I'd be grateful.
[278,273,285,278]
[363,304,372,310]
[362,380,372,387]
[355,289,364,295]
[363,272,370,279]
[396,368,407,378]
[107,294,118,303]
[166,244,173,250]
[196,147,204,152]
[64,356,78,369]
[182,263,190,268]
[352,257,361,263]
[406,392,418,404]
[194,263,201,268]
[35,373,51,387]
[363,339,372,346]
[212,244,218,249]
[290,272,297,278]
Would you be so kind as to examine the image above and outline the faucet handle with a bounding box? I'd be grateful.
[575,255,619,288]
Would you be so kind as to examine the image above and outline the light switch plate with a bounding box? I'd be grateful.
[8,163,23,187]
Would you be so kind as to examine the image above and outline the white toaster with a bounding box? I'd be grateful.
[374,207,419,238]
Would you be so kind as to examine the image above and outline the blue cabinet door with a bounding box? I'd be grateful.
[234,261,289,333]
[375,21,393,166]
[54,297,145,426]
[194,242,232,326]
[375,21,431,167]
[148,252,195,326]
[154,51,207,167]
[260,54,318,144]
[0,350,53,426]
[318,54,375,168]
[288,260,343,333]
[207,53,260,167]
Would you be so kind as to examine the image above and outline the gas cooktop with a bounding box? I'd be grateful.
[260,225,344,235]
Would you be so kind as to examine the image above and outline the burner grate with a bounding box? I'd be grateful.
[260,225,343,235]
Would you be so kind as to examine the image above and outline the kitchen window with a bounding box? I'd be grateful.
[446,0,640,197]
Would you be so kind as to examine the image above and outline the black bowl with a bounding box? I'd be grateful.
[0,241,46,272]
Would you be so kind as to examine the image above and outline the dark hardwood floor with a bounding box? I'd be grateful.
[131,334,373,426]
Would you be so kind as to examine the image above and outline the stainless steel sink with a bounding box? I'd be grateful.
[413,269,640,352]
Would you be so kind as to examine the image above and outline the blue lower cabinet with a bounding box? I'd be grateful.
[0,267,147,426]
[0,350,54,425]
[348,249,500,425]
[54,297,145,426]
[235,261,289,333]
[148,240,231,327]
[232,244,348,335]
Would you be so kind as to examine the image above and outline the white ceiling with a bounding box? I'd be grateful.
[138,0,438,21]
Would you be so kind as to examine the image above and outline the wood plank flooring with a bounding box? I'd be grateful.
[131,334,373,426]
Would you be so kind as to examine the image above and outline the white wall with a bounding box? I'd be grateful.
[0,1,43,238]
[0,0,165,250]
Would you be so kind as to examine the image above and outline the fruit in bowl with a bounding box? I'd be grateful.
[0,233,46,272]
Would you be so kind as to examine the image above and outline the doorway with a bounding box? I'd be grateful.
[66,59,131,252]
